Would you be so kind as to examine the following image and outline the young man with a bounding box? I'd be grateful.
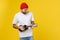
[12,2,37,40]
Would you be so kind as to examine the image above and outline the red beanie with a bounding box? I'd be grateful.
[20,2,28,10]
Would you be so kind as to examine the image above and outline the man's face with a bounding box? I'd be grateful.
[21,8,28,14]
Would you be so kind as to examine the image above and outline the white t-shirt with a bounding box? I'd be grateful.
[12,12,34,38]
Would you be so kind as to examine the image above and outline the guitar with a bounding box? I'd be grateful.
[19,24,37,32]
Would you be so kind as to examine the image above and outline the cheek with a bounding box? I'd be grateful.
[22,9,26,12]
[22,9,28,12]
[25,10,28,12]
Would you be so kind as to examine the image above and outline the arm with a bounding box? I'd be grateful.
[13,24,25,30]
[30,12,37,27]
[31,21,35,25]
[12,14,25,30]
[13,24,20,29]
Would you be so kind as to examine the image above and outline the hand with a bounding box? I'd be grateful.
[19,26,25,31]
[32,24,37,27]
[31,24,38,28]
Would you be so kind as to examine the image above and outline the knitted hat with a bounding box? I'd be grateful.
[20,2,28,10]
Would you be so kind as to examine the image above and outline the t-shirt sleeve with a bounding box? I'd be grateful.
[31,12,34,21]
[12,14,18,24]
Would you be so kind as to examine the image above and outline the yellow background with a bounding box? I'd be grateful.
[0,0,60,40]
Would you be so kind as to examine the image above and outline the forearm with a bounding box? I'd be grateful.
[31,21,37,28]
[13,24,20,29]
[31,21,35,25]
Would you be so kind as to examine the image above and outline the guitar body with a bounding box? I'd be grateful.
[19,25,28,32]
[19,24,37,32]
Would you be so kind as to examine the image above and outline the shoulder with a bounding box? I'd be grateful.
[14,12,21,17]
[28,11,32,14]
[28,11,33,15]
[28,12,34,16]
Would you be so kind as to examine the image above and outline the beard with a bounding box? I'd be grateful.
[21,11,29,14]
[22,12,26,14]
